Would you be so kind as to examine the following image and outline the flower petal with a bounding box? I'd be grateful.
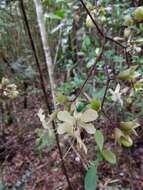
[109,89,114,95]
[119,98,123,107]
[37,108,48,129]
[115,83,120,93]
[57,111,75,124]
[80,109,98,123]
[57,122,73,135]
[80,123,96,134]
[121,87,129,94]
[114,128,124,141]
[76,134,87,154]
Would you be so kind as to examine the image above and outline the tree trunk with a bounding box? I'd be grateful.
[34,0,56,108]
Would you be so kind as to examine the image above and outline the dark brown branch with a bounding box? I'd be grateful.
[79,0,104,38]
[19,0,51,111]
[101,79,110,110]
[79,0,126,48]
[79,0,133,111]
[19,1,73,189]
[71,39,106,102]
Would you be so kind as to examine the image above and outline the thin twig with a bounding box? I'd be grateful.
[70,143,88,170]
[19,1,73,189]
[79,0,104,38]
[63,141,74,160]
[79,0,126,49]
[71,39,106,102]
[101,79,110,110]
[71,0,129,103]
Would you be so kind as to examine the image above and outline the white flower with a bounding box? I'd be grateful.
[4,84,19,99]
[109,84,128,106]
[37,108,49,130]
[57,109,98,153]
[1,78,9,86]
[57,109,98,135]
[0,78,19,99]
[37,108,58,136]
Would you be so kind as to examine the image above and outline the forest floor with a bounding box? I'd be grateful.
[0,91,143,190]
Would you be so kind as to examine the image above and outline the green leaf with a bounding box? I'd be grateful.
[56,0,66,3]
[56,94,68,104]
[117,65,138,81]
[55,10,65,18]
[0,181,5,190]
[89,99,101,111]
[95,130,104,151]
[93,88,106,99]
[87,58,95,68]
[84,164,98,190]
[134,38,143,45]
[44,13,62,20]
[36,129,55,151]
[102,149,116,165]
[82,36,91,49]
[76,102,86,112]
[112,55,125,63]
[133,6,143,22]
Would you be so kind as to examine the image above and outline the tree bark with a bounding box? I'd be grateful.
[34,0,56,108]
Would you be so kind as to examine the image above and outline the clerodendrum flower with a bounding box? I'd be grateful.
[57,109,98,153]
[0,77,19,99]
[37,108,58,136]
[109,83,128,106]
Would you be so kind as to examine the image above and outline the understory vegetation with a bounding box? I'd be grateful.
[0,0,143,189]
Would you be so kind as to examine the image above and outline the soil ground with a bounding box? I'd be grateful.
[1,92,143,190]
